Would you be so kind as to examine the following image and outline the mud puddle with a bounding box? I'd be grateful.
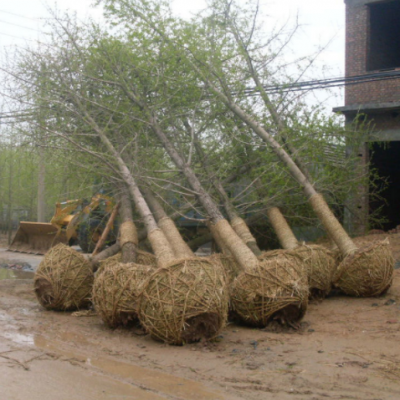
[0,268,34,280]
[0,305,227,400]
[33,334,225,400]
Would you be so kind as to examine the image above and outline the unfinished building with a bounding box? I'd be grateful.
[333,0,400,234]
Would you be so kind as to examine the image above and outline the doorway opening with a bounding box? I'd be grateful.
[369,141,400,230]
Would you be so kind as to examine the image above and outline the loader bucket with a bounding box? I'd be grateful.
[8,222,68,255]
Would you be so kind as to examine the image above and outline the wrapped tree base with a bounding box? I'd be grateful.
[289,245,335,299]
[34,243,93,311]
[208,253,242,284]
[333,238,394,297]
[138,258,229,345]
[231,254,308,328]
[92,262,155,328]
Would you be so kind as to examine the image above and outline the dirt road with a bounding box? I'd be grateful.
[1,234,400,399]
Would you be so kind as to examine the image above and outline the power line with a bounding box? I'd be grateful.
[0,30,38,42]
[0,10,41,20]
[239,70,400,96]
[0,18,44,33]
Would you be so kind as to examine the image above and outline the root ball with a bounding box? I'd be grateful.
[138,258,229,345]
[34,244,93,311]
[208,253,242,284]
[333,238,394,297]
[98,250,157,272]
[92,262,155,328]
[289,245,335,299]
[231,252,308,327]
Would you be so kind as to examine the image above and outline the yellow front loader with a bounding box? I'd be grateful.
[8,195,116,255]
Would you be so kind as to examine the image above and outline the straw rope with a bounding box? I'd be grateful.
[208,221,231,255]
[289,244,335,298]
[333,238,394,297]
[231,253,308,327]
[213,219,258,270]
[209,253,242,285]
[34,244,94,311]
[119,221,138,247]
[98,250,157,272]
[158,217,194,258]
[231,217,255,244]
[147,228,175,268]
[92,262,155,328]
[309,194,358,256]
[266,207,298,250]
[231,217,261,255]
[138,257,228,345]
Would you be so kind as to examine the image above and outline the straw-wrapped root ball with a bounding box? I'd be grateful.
[208,253,243,284]
[34,243,94,311]
[138,258,229,345]
[333,238,394,297]
[231,252,309,328]
[97,250,157,272]
[289,245,336,299]
[330,247,343,271]
[92,262,155,328]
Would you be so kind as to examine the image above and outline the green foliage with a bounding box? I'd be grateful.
[0,136,94,231]
[0,0,386,235]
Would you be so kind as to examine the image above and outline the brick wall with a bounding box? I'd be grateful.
[345,0,400,106]
[367,111,400,131]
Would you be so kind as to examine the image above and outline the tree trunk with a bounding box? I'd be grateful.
[207,220,231,255]
[228,18,313,183]
[92,202,120,257]
[146,115,259,270]
[266,207,299,250]
[142,186,194,258]
[7,149,14,245]
[185,69,358,256]
[91,243,120,272]
[73,100,175,267]
[37,146,46,222]
[117,185,139,263]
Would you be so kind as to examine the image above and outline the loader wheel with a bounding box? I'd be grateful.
[77,219,105,254]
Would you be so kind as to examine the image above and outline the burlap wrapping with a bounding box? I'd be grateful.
[158,217,194,258]
[266,207,298,250]
[147,228,175,268]
[119,220,138,247]
[138,257,228,345]
[333,238,394,297]
[309,194,358,256]
[92,262,155,328]
[34,243,93,311]
[213,219,258,270]
[230,254,308,327]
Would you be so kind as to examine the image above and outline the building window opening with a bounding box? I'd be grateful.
[369,141,400,231]
[367,1,400,71]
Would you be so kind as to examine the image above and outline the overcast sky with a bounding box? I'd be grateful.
[0,0,346,108]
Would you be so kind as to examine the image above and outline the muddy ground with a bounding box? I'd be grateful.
[1,233,400,399]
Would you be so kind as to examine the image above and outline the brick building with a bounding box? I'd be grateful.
[333,0,400,234]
